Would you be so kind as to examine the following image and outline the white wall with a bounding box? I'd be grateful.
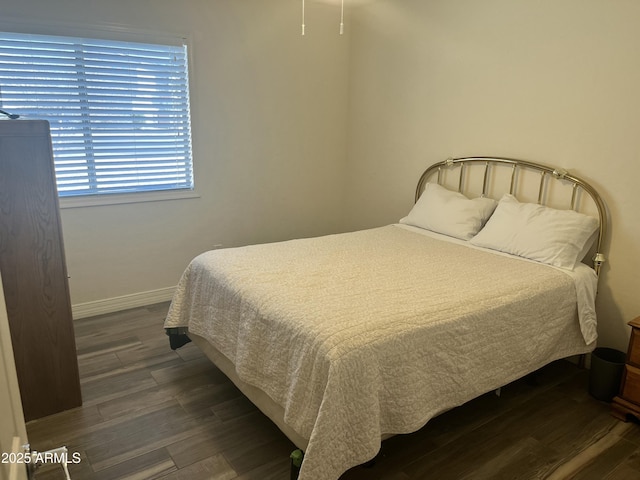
[3,0,637,353]
[345,0,640,351]
[0,0,350,309]
[0,272,28,480]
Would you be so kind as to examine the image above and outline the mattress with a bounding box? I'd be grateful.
[164,224,596,480]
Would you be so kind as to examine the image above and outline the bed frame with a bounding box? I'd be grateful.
[177,156,609,478]
[417,156,607,276]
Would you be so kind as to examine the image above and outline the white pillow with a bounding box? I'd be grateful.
[399,182,498,240]
[469,194,599,269]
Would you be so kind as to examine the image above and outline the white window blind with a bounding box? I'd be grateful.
[0,32,194,197]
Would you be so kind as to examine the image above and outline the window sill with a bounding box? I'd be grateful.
[59,189,200,209]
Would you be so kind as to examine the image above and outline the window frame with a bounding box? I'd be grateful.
[0,20,199,208]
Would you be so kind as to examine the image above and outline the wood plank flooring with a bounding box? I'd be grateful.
[25,303,640,480]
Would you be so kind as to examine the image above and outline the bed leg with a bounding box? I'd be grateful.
[578,354,586,369]
[290,449,304,480]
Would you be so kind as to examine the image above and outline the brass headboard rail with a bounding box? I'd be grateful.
[415,156,607,275]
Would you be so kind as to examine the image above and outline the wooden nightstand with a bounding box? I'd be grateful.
[612,316,640,421]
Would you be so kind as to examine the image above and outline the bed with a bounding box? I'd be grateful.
[164,156,608,480]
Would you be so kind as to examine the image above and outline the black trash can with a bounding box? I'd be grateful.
[589,347,626,402]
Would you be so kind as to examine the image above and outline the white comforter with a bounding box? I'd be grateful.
[165,225,596,480]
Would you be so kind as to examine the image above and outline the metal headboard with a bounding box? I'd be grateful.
[415,156,607,275]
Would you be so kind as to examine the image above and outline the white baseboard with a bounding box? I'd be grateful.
[72,286,176,320]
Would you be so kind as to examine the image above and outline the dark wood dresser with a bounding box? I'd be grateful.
[611,316,640,421]
[0,120,82,421]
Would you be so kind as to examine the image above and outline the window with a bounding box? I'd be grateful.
[0,32,194,198]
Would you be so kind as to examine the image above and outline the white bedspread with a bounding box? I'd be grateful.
[165,225,595,480]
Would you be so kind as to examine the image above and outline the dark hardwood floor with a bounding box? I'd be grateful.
[26,303,640,480]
